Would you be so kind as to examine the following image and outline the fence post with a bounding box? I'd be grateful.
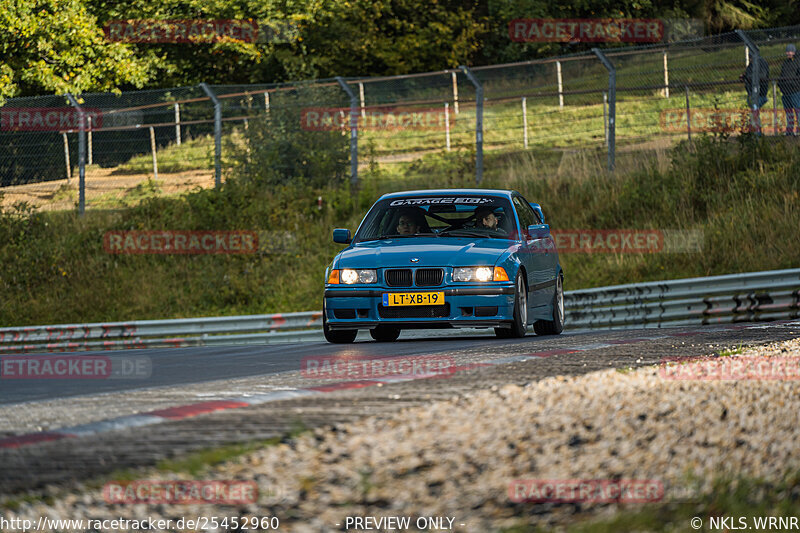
[736,30,761,134]
[663,51,670,98]
[174,102,181,145]
[66,94,86,213]
[149,126,159,180]
[745,45,750,66]
[556,61,564,108]
[264,91,270,113]
[336,77,359,186]
[62,133,71,183]
[444,102,451,151]
[522,97,528,148]
[772,80,778,135]
[199,83,222,188]
[451,71,459,114]
[685,85,692,142]
[359,82,366,119]
[603,91,608,147]
[87,116,93,165]
[592,49,615,171]
[459,66,483,184]
[243,96,251,131]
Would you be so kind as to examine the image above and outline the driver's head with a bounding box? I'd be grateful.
[475,207,498,229]
[396,209,422,235]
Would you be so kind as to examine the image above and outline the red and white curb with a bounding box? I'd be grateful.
[0,322,786,450]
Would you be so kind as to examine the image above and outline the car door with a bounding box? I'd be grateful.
[512,195,555,311]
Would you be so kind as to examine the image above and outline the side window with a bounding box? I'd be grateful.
[513,196,537,230]
[517,195,542,224]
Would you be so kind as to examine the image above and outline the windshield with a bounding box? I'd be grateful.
[354,195,517,242]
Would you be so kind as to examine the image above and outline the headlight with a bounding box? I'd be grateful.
[334,269,377,284]
[453,266,509,282]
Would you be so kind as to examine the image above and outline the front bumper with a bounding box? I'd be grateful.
[324,285,515,330]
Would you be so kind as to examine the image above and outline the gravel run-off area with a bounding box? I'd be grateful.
[6,337,800,532]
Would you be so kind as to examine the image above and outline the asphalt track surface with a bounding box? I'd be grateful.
[1,322,799,494]
[0,331,517,405]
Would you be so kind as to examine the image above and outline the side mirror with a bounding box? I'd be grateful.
[333,228,351,244]
[529,203,545,224]
[527,224,550,240]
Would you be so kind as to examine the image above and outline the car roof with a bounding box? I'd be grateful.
[378,189,517,200]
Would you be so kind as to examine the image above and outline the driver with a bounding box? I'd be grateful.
[396,208,424,235]
[475,206,503,232]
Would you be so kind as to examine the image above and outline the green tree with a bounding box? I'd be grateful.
[0,0,154,103]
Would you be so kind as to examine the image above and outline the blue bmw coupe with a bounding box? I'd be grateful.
[323,189,564,343]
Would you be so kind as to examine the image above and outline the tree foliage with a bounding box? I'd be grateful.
[2,0,800,99]
[0,0,153,104]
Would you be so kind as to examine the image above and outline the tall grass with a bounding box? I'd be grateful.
[1,133,798,325]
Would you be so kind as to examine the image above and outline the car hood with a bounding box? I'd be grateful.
[336,237,512,269]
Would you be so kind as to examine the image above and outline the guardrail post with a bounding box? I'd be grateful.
[459,66,483,184]
[736,30,762,134]
[336,77,359,186]
[592,49,615,171]
[199,83,222,188]
[66,93,86,213]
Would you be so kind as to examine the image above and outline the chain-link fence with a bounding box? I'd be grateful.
[2,24,800,212]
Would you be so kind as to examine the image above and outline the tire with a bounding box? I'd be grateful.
[370,326,401,342]
[495,272,527,338]
[533,275,564,336]
[323,301,357,344]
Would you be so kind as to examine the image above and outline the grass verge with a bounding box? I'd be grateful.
[1,133,798,325]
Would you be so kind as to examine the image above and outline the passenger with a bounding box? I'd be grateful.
[395,209,424,235]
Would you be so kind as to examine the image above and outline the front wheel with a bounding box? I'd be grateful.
[370,326,401,342]
[495,272,527,338]
[323,301,357,344]
[533,275,564,336]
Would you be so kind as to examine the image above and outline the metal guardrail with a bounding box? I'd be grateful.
[1,269,798,353]
[0,312,323,353]
[565,268,800,329]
